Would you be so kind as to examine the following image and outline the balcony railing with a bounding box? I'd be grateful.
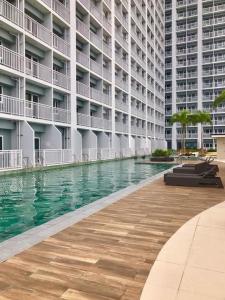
[0,95,24,116]
[76,81,89,98]
[77,113,91,127]
[76,19,89,38]
[0,0,23,27]
[25,101,52,121]
[0,150,22,170]
[76,49,89,68]
[26,58,52,83]
[53,34,70,57]
[53,107,71,123]
[90,59,102,76]
[97,148,115,160]
[90,31,102,49]
[52,0,70,23]
[36,149,72,166]
[0,45,24,72]
[25,15,52,46]
[53,70,70,90]
[82,148,97,161]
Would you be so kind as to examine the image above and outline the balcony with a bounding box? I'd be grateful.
[0,45,24,73]
[52,0,70,23]
[26,58,52,83]
[115,100,128,112]
[76,19,89,39]
[77,113,91,127]
[25,15,52,46]
[76,50,89,68]
[103,68,112,81]
[53,70,70,90]
[90,88,111,106]
[0,95,24,116]
[103,42,112,57]
[90,31,102,49]
[0,150,22,170]
[0,0,23,27]
[76,81,90,98]
[97,148,115,160]
[90,59,102,76]
[91,115,104,129]
[36,149,72,166]
[53,34,70,57]
[82,148,97,161]
[25,101,52,121]
[53,107,71,123]
[90,5,102,23]
[115,122,129,133]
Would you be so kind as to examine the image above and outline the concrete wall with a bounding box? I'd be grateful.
[97,132,110,149]
[20,121,34,167]
[73,130,82,161]
[41,125,62,149]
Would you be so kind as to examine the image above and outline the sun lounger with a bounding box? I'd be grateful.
[173,163,219,174]
[164,167,223,188]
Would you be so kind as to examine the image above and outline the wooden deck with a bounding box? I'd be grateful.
[0,163,225,300]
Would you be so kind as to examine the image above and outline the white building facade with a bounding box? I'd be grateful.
[165,0,225,150]
[0,0,165,170]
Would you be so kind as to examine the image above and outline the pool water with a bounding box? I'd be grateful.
[0,159,171,242]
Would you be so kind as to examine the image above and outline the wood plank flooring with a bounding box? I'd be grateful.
[0,163,225,300]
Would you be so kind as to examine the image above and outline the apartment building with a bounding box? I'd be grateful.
[0,0,165,170]
[165,0,225,150]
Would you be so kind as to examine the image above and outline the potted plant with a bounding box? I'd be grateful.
[151,149,174,162]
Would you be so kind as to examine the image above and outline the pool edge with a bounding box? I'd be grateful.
[0,166,175,263]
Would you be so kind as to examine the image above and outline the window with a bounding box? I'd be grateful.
[0,136,3,151]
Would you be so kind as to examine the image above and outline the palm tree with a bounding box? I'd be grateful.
[170,110,193,154]
[213,90,225,107]
[190,111,212,152]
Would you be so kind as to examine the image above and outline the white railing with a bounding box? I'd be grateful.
[76,81,89,97]
[0,95,24,116]
[82,148,97,161]
[91,115,103,129]
[26,58,52,83]
[25,101,52,121]
[90,59,102,76]
[76,49,89,68]
[76,19,89,38]
[52,0,70,22]
[0,45,24,72]
[25,15,52,46]
[37,149,72,166]
[90,31,102,49]
[53,71,70,90]
[0,0,23,27]
[0,150,22,170]
[53,107,71,123]
[53,34,70,57]
[98,148,115,160]
[77,113,91,127]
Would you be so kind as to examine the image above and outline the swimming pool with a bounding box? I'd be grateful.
[0,159,171,242]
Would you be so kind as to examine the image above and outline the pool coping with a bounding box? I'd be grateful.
[0,166,175,263]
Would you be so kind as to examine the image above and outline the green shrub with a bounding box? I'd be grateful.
[207,148,217,152]
[152,149,172,157]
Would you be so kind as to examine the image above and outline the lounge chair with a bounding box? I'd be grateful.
[164,167,223,188]
[173,162,219,174]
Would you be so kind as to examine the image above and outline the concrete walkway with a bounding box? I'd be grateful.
[141,201,225,300]
[0,164,224,299]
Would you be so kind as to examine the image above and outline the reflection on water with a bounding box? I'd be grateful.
[0,160,171,242]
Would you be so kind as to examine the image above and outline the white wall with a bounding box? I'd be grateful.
[41,125,62,149]
[73,130,82,161]
[20,121,34,167]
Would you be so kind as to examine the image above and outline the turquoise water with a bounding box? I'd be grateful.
[0,159,171,242]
